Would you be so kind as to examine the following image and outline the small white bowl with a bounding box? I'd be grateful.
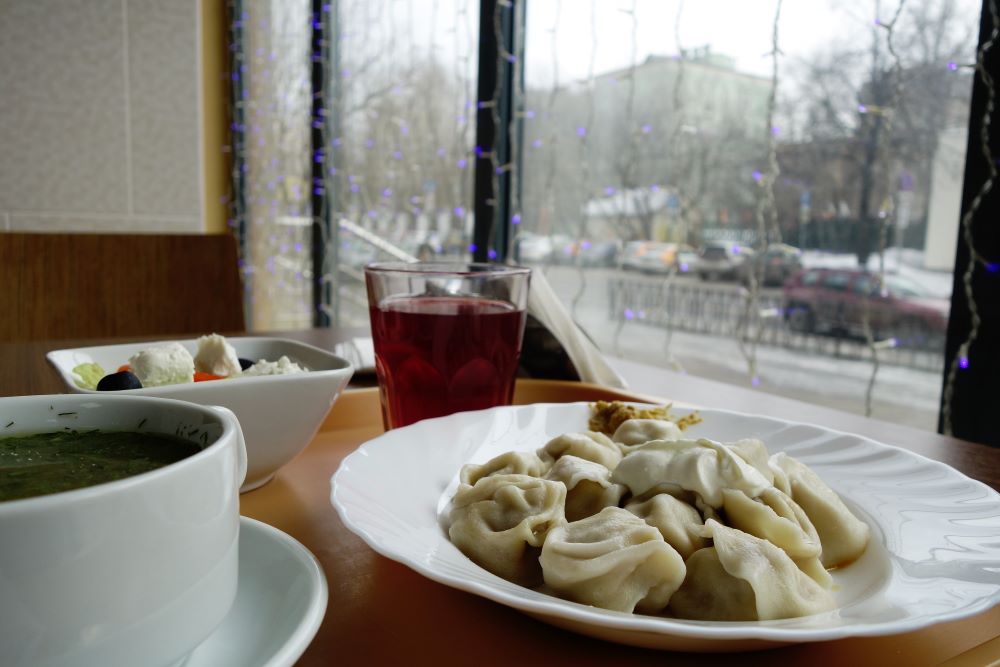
[47,336,354,491]
[0,393,247,667]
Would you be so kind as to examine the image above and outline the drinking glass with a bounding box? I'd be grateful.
[364,262,531,430]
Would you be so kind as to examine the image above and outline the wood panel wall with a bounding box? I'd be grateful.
[0,233,245,342]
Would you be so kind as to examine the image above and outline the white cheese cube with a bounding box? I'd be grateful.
[128,342,195,387]
[194,333,242,377]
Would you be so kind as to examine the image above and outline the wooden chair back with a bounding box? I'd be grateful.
[0,233,246,342]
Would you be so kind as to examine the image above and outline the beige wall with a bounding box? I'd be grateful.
[0,0,227,234]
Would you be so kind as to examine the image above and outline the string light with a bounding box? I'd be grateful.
[524,0,563,275]
[853,0,907,418]
[228,1,314,328]
[737,0,784,389]
[566,0,601,317]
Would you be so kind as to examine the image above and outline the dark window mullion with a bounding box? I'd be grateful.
[311,0,330,327]
[228,0,249,324]
[941,0,1000,446]
[473,0,519,263]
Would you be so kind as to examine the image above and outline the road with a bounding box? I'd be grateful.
[535,264,944,432]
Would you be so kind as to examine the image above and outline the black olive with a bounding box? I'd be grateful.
[238,357,254,371]
[96,370,143,391]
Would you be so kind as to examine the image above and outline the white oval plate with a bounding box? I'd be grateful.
[331,402,1000,651]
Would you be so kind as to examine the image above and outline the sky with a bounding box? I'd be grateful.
[522,0,980,87]
[524,0,839,85]
[371,0,980,89]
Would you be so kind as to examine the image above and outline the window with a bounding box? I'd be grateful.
[701,246,728,261]
[230,0,998,444]
[822,272,851,292]
[852,276,875,296]
[884,274,928,298]
[234,0,479,329]
[515,0,980,432]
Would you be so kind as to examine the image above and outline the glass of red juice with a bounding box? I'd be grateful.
[365,262,531,430]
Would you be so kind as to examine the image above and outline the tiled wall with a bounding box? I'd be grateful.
[0,0,204,233]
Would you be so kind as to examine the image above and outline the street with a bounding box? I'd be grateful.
[537,264,944,431]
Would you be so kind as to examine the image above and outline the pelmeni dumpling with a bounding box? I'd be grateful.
[726,438,774,485]
[720,487,821,560]
[611,418,682,452]
[611,438,771,508]
[669,520,836,621]
[769,453,870,568]
[539,431,621,470]
[460,450,547,486]
[625,493,708,560]
[668,547,757,621]
[543,455,627,522]
[448,474,566,586]
[540,507,686,613]
[794,554,833,589]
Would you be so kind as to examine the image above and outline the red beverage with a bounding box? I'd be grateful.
[370,296,527,429]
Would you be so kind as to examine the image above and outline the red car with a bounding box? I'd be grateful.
[782,268,949,350]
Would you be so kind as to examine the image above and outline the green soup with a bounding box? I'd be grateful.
[0,430,203,502]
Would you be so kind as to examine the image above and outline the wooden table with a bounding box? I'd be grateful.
[2,331,999,666]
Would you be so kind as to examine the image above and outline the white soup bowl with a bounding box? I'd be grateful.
[0,394,247,667]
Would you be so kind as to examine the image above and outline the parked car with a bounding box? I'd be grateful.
[676,247,699,275]
[745,243,804,286]
[695,241,754,281]
[513,233,554,264]
[578,240,621,267]
[621,241,690,274]
[782,268,948,349]
[548,238,621,267]
[548,235,577,265]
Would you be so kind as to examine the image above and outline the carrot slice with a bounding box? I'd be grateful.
[193,371,225,382]
[117,364,131,372]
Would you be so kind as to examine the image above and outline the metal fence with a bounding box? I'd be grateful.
[607,276,945,372]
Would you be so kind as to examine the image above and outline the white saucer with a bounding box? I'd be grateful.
[184,517,328,667]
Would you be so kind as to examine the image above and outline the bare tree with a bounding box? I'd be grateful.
[777,0,976,264]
